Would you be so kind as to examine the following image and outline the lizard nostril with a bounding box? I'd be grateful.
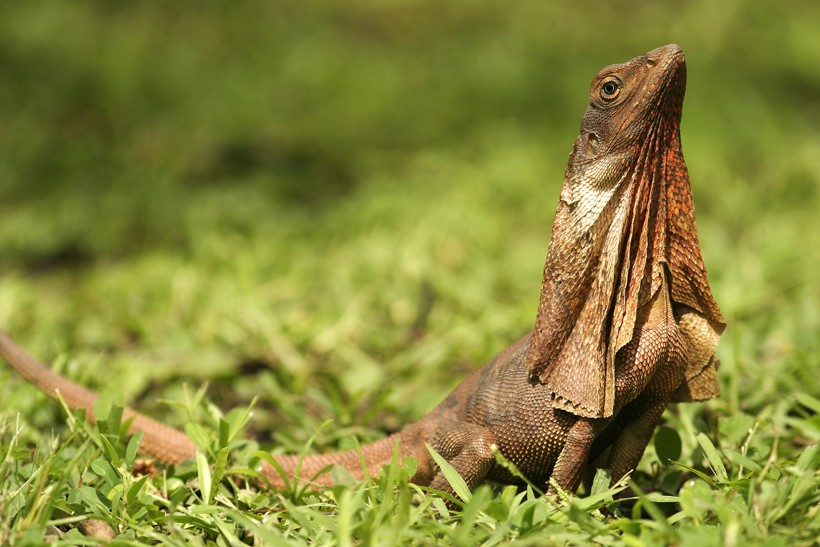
[646,59,657,68]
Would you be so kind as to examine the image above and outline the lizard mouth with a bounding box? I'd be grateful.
[651,46,687,108]
[649,44,684,67]
[628,46,687,148]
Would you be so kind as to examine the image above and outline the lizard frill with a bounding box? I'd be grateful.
[525,44,725,418]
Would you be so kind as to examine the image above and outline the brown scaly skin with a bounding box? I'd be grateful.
[0,44,724,499]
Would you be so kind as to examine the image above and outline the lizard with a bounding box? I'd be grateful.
[0,44,724,499]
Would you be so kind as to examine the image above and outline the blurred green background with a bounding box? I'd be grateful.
[0,0,818,438]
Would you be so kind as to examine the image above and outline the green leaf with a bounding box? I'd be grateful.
[90,458,119,487]
[724,448,762,472]
[196,451,212,505]
[218,418,230,449]
[92,397,113,426]
[778,445,819,518]
[78,485,111,513]
[185,423,212,452]
[425,443,471,503]
[589,467,612,497]
[630,484,674,534]
[696,433,728,482]
[575,470,630,510]
[679,478,715,519]
[718,414,756,446]
[223,398,256,443]
[253,451,290,491]
[211,514,245,547]
[654,426,682,463]
[209,446,229,503]
[795,392,820,415]
[98,433,123,468]
[125,430,143,469]
[126,475,150,506]
[492,445,543,495]
[101,403,124,436]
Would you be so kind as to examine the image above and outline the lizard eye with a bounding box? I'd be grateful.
[600,79,621,101]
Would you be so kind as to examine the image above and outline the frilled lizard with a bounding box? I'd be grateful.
[0,44,724,498]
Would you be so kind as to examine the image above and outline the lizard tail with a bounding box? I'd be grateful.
[0,330,197,464]
[261,433,405,489]
[0,329,414,488]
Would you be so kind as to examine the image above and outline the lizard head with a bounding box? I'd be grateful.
[571,44,686,172]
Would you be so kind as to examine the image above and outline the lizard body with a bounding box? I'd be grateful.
[0,44,724,497]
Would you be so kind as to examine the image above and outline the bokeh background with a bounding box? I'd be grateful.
[0,1,818,443]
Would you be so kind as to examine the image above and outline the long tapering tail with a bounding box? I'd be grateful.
[0,330,197,464]
[0,330,415,488]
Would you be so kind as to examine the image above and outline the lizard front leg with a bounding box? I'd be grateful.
[604,400,667,484]
[428,423,497,498]
[599,274,689,486]
[549,416,607,493]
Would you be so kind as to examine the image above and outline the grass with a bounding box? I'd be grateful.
[1,0,819,545]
